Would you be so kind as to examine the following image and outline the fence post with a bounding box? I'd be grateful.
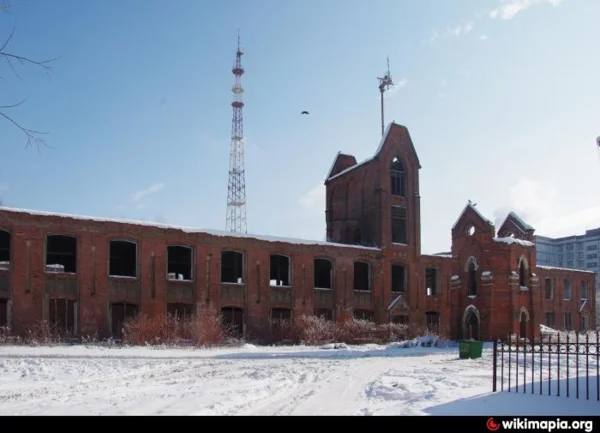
[492,338,498,392]
[585,332,589,400]
[596,331,600,401]
[566,332,570,398]
[557,333,560,397]
[508,333,512,392]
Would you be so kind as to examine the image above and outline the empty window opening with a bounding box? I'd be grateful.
[581,315,589,332]
[0,229,10,266]
[48,298,76,335]
[463,308,480,340]
[519,310,528,338]
[167,303,193,320]
[580,280,589,299]
[425,311,440,333]
[544,278,553,300]
[111,303,138,339]
[467,261,477,296]
[544,312,555,328]
[518,259,527,288]
[46,235,77,273]
[0,299,7,328]
[269,254,290,286]
[391,206,407,244]
[314,258,332,289]
[314,308,333,321]
[392,315,408,324]
[271,308,292,323]
[563,278,572,300]
[354,309,374,321]
[391,264,406,293]
[271,308,292,342]
[221,306,244,338]
[353,261,370,291]
[390,157,406,197]
[221,250,244,284]
[425,268,438,297]
[166,246,192,281]
[109,240,137,278]
[564,312,572,331]
[353,229,362,244]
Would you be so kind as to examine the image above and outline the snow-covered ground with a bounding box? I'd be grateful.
[1,340,598,416]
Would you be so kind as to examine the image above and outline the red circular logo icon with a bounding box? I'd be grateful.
[487,418,500,432]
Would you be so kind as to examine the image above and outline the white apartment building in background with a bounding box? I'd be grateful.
[536,227,600,325]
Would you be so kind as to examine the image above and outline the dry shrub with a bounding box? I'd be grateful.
[182,312,237,347]
[0,326,20,345]
[122,311,236,347]
[26,320,65,345]
[288,314,423,346]
[0,320,75,346]
[122,313,181,346]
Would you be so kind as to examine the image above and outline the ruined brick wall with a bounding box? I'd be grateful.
[535,267,596,334]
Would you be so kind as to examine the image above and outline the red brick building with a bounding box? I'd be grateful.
[0,122,595,341]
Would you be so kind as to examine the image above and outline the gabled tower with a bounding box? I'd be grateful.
[225,32,248,233]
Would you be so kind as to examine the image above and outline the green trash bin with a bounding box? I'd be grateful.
[459,340,483,359]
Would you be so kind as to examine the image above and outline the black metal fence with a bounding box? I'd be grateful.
[492,331,599,401]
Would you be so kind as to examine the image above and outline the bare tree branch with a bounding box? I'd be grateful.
[0,0,58,150]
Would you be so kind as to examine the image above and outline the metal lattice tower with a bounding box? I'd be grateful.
[377,56,394,137]
[225,32,248,233]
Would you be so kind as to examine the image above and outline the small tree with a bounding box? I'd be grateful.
[1,0,57,149]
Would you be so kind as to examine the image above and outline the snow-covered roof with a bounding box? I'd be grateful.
[493,237,535,247]
[451,202,494,231]
[536,265,596,275]
[422,253,453,259]
[0,207,381,251]
[326,123,394,183]
[504,211,534,233]
[324,151,342,182]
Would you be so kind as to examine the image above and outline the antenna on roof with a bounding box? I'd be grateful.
[377,56,394,137]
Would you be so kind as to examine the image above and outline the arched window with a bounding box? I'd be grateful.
[467,260,477,296]
[518,256,528,288]
[390,157,406,197]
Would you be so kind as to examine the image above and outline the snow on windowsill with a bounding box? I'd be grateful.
[314,287,332,291]
[0,206,381,252]
[450,275,459,281]
[45,271,77,276]
[481,271,492,277]
[467,295,476,299]
[0,261,11,271]
[168,278,194,283]
[108,275,138,280]
[519,286,529,291]
[270,285,291,289]
[354,289,372,293]
[391,242,408,247]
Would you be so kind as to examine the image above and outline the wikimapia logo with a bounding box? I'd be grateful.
[486,417,594,433]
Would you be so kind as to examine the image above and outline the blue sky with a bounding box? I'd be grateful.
[1,0,599,254]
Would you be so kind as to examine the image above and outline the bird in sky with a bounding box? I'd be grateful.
[301,111,309,115]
